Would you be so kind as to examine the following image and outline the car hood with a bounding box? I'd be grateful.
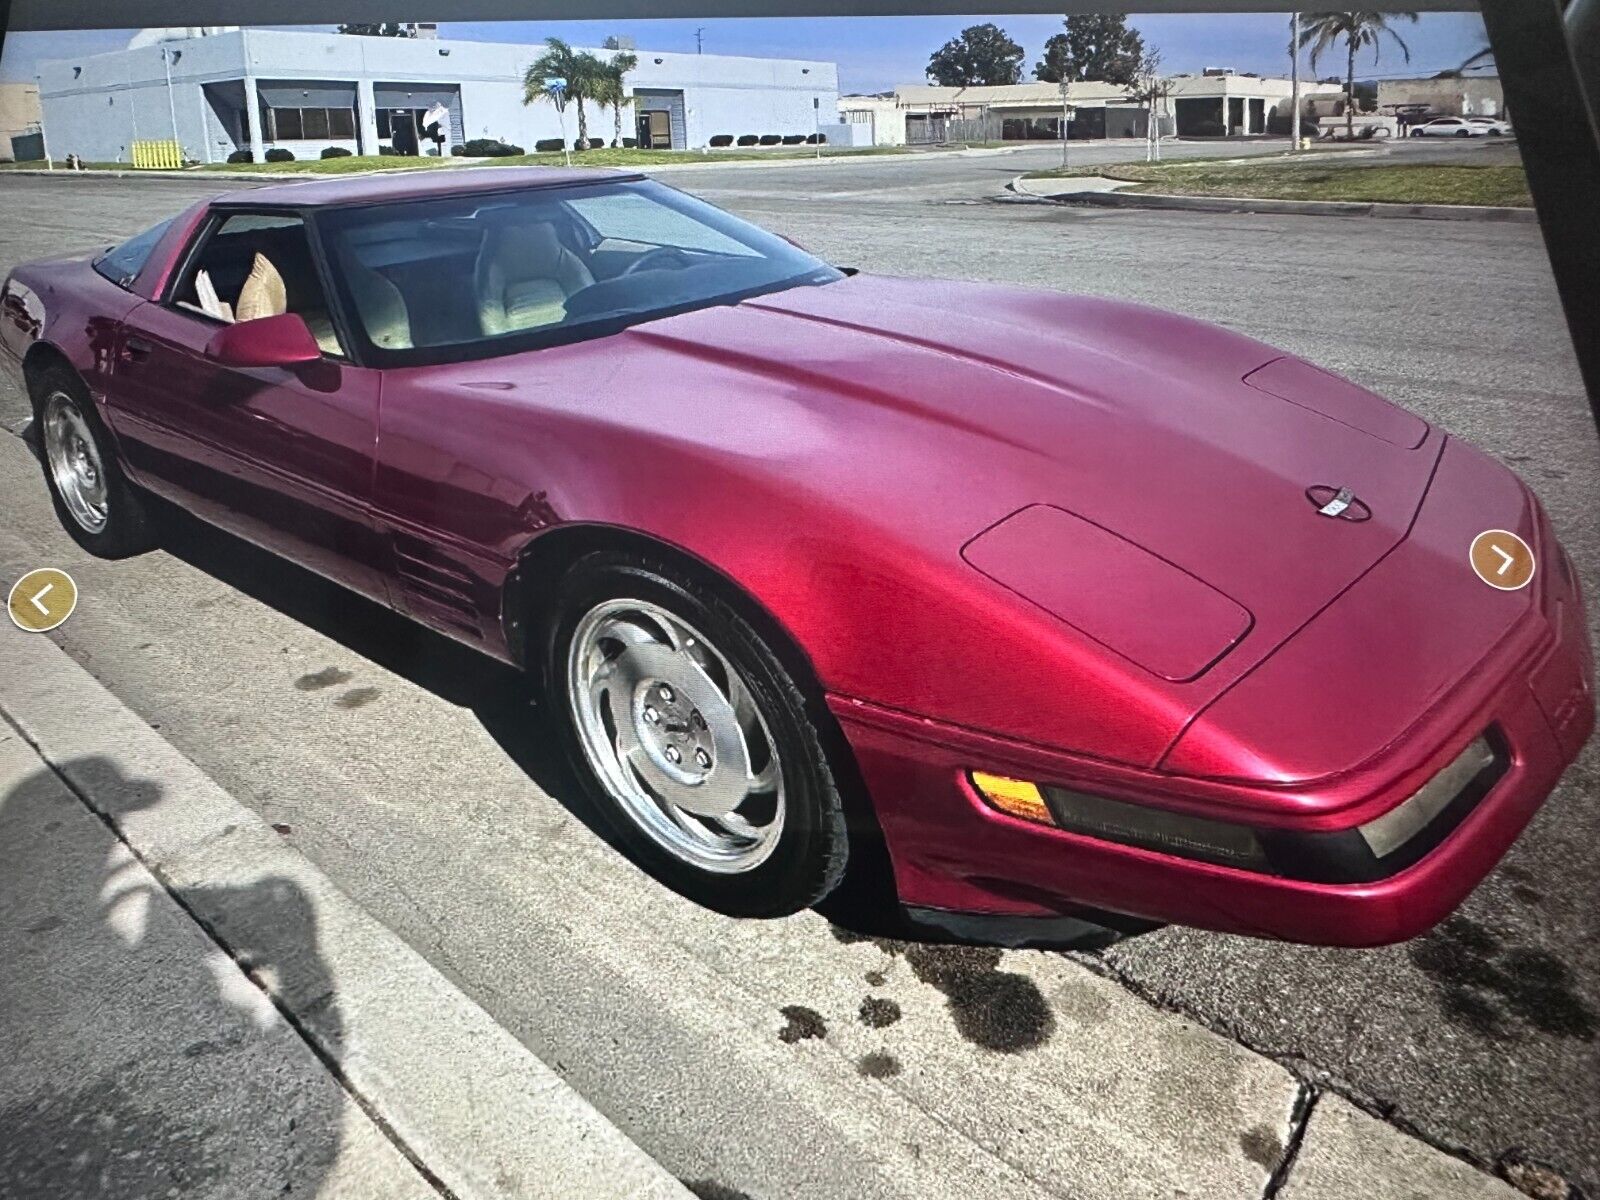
[616,274,1439,676]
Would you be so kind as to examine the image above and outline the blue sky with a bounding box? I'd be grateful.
[1,14,1491,92]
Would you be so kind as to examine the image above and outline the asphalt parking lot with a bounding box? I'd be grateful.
[1,139,1595,1196]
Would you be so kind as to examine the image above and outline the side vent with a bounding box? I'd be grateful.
[393,535,482,638]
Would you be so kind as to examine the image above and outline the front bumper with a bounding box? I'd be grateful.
[832,487,1593,948]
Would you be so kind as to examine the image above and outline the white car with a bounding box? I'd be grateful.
[1466,116,1513,136]
[1410,117,1482,138]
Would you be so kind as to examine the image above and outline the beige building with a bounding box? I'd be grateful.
[0,82,43,161]
[841,72,1341,146]
[1376,75,1505,119]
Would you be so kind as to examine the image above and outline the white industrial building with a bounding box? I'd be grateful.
[841,71,1344,145]
[36,27,846,163]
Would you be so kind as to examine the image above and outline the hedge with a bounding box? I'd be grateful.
[226,149,253,164]
[460,137,524,157]
[709,134,734,147]
[758,134,782,146]
[781,134,805,145]
[534,138,565,152]
[320,146,353,159]
[264,147,295,163]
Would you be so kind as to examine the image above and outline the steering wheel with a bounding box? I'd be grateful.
[620,246,694,278]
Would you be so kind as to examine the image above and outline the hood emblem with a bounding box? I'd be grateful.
[1307,485,1371,522]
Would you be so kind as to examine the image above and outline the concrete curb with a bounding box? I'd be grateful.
[0,145,1025,185]
[1007,174,1535,222]
[0,628,694,1200]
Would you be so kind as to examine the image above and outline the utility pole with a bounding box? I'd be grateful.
[695,27,705,54]
[163,48,182,163]
[1059,77,1071,171]
[36,73,53,170]
[1289,12,1302,152]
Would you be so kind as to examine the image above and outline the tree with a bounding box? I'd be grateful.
[523,37,608,147]
[1297,11,1418,139]
[1034,15,1145,86]
[335,23,416,37]
[592,51,639,147]
[926,24,1025,87]
[1124,49,1170,161]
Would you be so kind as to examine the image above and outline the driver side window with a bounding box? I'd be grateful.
[172,213,345,357]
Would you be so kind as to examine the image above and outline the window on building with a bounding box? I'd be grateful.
[262,105,356,142]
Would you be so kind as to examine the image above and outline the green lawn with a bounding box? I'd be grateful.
[1027,158,1531,207]
[196,144,911,175]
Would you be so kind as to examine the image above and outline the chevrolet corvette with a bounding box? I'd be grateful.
[2,167,1590,946]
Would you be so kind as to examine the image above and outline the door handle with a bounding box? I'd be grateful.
[123,336,153,361]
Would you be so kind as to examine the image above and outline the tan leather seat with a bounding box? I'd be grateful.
[475,219,594,336]
[341,255,413,351]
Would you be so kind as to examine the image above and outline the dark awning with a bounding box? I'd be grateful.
[257,80,358,109]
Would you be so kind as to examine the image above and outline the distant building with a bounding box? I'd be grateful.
[0,81,43,162]
[1376,75,1505,120]
[36,27,844,163]
[840,73,1342,145]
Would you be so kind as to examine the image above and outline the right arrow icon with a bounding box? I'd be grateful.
[1470,530,1536,592]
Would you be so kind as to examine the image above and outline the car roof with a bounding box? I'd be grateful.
[213,165,647,210]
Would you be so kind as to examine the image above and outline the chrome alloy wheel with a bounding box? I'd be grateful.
[568,599,785,873]
[43,392,109,534]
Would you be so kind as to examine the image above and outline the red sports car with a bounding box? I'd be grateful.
[2,168,1590,946]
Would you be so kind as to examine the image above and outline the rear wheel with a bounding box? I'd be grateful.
[544,552,849,917]
[33,367,155,558]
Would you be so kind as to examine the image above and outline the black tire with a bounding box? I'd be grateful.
[1456,129,1470,138]
[542,551,849,917]
[1411,129,1425,138]
[31,365,156,558]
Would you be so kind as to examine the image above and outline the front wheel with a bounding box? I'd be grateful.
[34,368,156,558]
[545,552,849,917]
[1411,129,1425,137]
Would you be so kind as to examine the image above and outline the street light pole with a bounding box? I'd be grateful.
[36,73,53,170]
[1290,12,1302,152]
[1059,78,1070,171]
[163,48,181,162]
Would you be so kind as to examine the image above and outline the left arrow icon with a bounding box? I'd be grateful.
[8,569,79,633]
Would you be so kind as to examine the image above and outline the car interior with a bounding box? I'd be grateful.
[171,214,350,355]
[164,189,813,360]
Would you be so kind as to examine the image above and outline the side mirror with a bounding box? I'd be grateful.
[204,312,322,369]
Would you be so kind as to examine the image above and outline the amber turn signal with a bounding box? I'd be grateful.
[970,771,1055,825]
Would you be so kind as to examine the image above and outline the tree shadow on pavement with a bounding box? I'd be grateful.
[0,752,347,1199]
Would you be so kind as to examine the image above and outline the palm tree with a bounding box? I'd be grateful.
[523,38,607,147]
[1297,11,1418,138]
[592,51,639,148]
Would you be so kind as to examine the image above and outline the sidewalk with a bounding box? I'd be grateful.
[0,720,436,1198]
[0,629,693,1200]
[0,612,1530,1200]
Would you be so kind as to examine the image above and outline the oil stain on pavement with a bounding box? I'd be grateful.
[858,997,901,1028]
[777,1005,827,1044]
[294,666,352,691]
[1407,915,1597,1042]
[831,928,1055,1053]
[856,1051,903,1079]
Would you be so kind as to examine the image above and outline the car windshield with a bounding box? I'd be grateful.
[92,218,174,290]
[315,177,843,365]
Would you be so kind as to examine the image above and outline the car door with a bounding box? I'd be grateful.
[105,209,390,602]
